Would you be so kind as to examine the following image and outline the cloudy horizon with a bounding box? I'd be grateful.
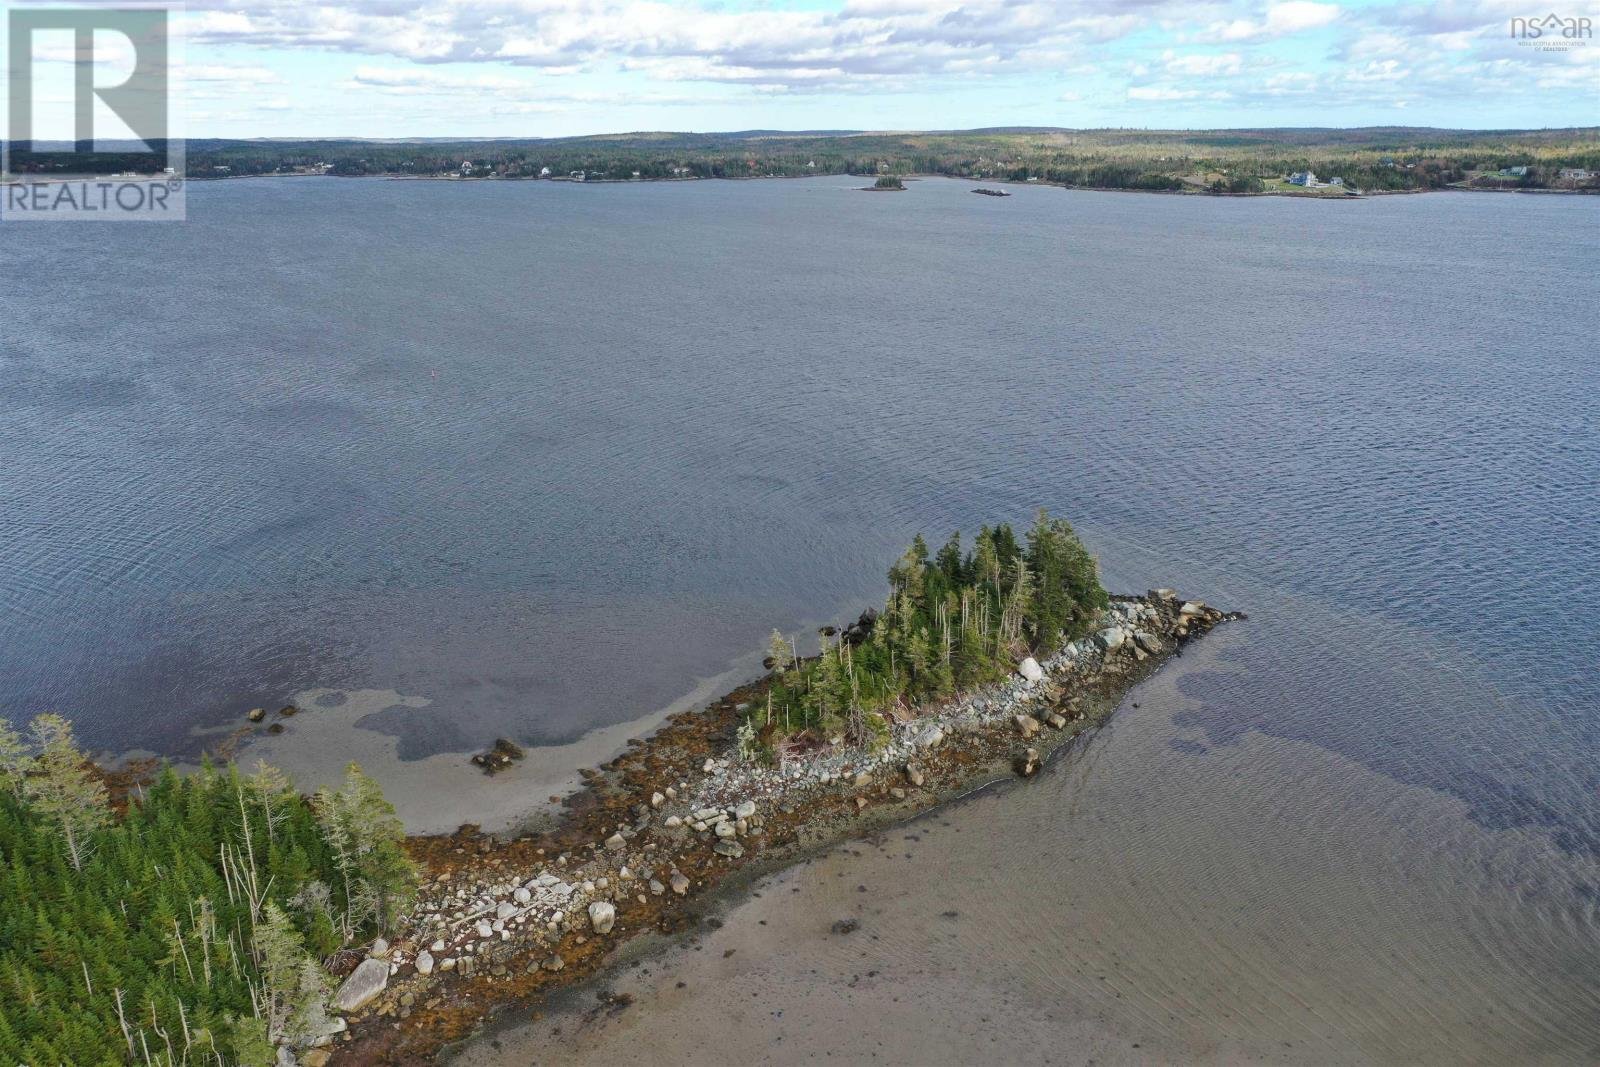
[6,0,1597,138]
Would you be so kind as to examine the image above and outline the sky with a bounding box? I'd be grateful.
[5,0,1598,138]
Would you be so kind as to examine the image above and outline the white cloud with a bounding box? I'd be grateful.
[1201,1,1340,42]
[1163,51,1244,76]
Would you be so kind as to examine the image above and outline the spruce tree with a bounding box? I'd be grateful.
[23,714,110,873]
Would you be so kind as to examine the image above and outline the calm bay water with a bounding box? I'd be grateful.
[3,175,1598,1059]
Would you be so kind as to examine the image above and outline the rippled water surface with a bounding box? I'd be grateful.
[4,175,1598,1059]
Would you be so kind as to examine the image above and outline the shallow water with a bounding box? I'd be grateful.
[456,639,1600,1065]
[3,175,1598,1056]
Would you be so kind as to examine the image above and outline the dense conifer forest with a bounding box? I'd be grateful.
[748,511,1108,757]
[0,716,415,1066]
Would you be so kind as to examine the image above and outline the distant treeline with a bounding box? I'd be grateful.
[6,128,1596,193]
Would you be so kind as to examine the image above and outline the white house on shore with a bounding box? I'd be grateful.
[1288,170,1317,186]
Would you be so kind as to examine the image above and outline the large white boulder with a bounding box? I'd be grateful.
[334,958,389,1012]
[588,900,616,934]
[1096,627,1128,651]
[1018,656,1044,683]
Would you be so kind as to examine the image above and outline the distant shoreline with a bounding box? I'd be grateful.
[10,170,1595,200]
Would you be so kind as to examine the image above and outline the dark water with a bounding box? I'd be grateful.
[4,175,1599,1055]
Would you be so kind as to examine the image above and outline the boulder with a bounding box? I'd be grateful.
[604,833,627,851]
[541,954,565,972]
[714,820,737,840]
[1133,631,1162,654]
[1018,657,1044,683]
[1014,714,1041,738]
[302,1051,331,1067]
[333,958,389,1012]
[1015,747,1041,777]
[713,839,745,858]
[247,707,266,723]
[1046,712,1068,730]
[1096,627,1128,651]
[734,800,756,819]
[496,902,517,921]
[664,815,683,829]
[370,938,389,958]
[1179,601,1207,617]
[670,870,691,895]
[904,764,925,788]
[1150,588,1178,602]
[650,791,666,809]
[415,951,434,977]
[915,726,944,750]
[475,920,493,939]
[513,886,531,904]
[588,901,616,934]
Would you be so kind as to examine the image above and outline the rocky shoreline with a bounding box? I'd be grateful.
[312,591,1237,1065]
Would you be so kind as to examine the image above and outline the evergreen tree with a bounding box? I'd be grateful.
[934,531,965,584]
[314,764,416,935]
[23,714,110,872]
[0,721,26,798]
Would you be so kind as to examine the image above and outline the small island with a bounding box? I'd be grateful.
[0,510,1237,1066]
[863,175,906,191]
[972,187,1011,197]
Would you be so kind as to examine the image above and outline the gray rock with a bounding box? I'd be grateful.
[475,919,494,939]
[734,800,757,819]
[333,958,389,1012]
[1096,626,1128,651]
[915,726,944,749]
[1133,630,1162,654]
[904,763,925,787]
[670,871,691,895]
[370,938,389,958]
[1015,747,1041,777]
[713,839,744,858]
[664,815,683,829]
[588,900,616,934]
[714,820,737,839]
[496,902,518,921]
[604,832,627,851]
[1018,656,1044,683]
[1014,714,1041,738]
[650,791,666,809]
[649,878,666,895]
[1179,600,1207,617]
[415,950,435,976]
[513,886,531,904]
[542,954,565,972]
